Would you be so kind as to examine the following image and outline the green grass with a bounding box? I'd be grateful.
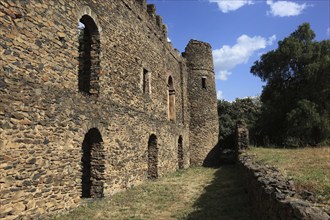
[248,146,330,205]
[52,166,253,220]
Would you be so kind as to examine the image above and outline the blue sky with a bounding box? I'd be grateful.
[148,0,330,101]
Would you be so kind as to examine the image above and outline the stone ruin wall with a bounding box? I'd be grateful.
[234,120,249,160]
[236,120,249,151]
[0,0,219,218]
[239,155,330,220]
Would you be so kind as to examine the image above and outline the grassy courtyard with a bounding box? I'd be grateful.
[53,166,253,220]
[248,146,330,206]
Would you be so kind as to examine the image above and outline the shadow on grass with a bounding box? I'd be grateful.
[187,165,254,220]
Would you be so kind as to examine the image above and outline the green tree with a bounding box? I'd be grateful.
[286,100,330,146]
[251,23,330,146]
[218,97,261,149]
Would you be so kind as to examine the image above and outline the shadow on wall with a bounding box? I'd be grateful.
[202,142,221,167]
[187,165,254,220]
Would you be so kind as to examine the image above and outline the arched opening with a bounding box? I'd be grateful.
[147,134,158,179]
[178,136,184,169]
[168,76,176,121]
[81,128,105,198]
[78,15,101,96]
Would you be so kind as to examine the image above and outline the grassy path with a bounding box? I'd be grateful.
[54,165,253,220]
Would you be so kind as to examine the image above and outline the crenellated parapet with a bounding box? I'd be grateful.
[128,1,169,44]
[136,0,147,8]
[146,3,169,42]
[147,4,156,17]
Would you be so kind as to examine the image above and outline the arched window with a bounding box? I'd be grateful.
[168,76,175,121]
[147,134,158,179]
[78,15,101,96]
[178,136,184,169]
[81,128,105,198]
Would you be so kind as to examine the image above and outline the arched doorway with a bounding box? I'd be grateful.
[81,128,105,198]
[147,134,158,179]
[78,15,101,96]
[168,76,175,121]
[178,136,184,169]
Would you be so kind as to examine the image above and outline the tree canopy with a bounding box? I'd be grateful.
[250,23,330,146]
[218,97,261,149]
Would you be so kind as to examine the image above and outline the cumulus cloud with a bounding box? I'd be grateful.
[213,34,276,80]
[267,35,277,45]
[209,0,253,13]
[266,0,308,17]
[216,70,232,80]
[217,90,224,99]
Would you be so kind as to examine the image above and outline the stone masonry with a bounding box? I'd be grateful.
[236,120,249,151]
[0,0,219,218]
[239,155,330,220]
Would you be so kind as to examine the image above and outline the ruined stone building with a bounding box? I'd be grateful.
[0,0,219,218]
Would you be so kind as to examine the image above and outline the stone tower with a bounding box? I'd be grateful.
[184,40,219,166]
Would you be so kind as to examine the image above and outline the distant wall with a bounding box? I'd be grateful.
[239,155,329,220]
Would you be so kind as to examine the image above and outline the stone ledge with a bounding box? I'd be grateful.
[239,154,330,220]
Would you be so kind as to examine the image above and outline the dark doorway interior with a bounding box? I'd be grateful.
[147,134,158,179]
[81,128,105,198]
[178,136,184,169]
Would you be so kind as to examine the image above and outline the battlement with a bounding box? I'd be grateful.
[126,1,169,44]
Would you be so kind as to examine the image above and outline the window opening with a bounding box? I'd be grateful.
[78,15,101,96]
[168,76,176,121]
[143,68,149,94]
[202,77,206,89]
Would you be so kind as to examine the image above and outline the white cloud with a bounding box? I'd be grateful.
[266,0,308,17]
[167,37,171,42]
[213,34,276,80]
[209,0,253,13]
[216,70,232,80]
[267,35,277,45]
[217,90,224,99]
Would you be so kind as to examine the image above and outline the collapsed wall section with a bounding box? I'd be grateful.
[0,0,191,218]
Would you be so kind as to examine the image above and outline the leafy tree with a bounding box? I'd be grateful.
[251,23,330,146]
[286,100,330,146]
[218,97,261,149]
